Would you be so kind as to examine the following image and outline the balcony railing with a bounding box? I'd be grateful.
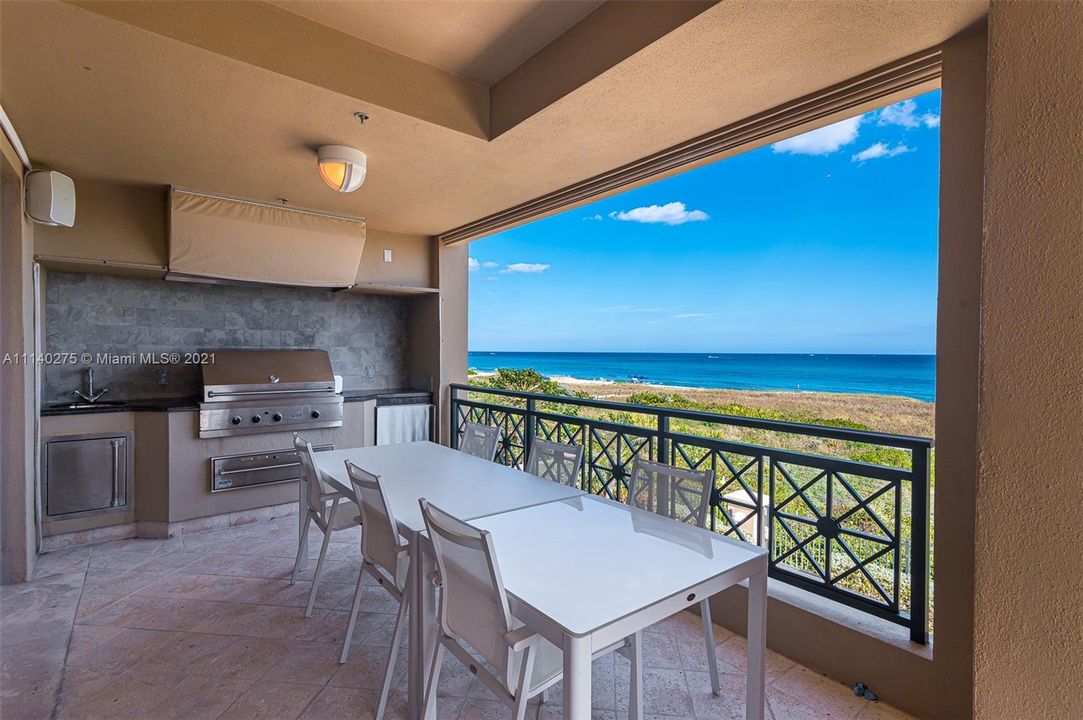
[450,383,932,644]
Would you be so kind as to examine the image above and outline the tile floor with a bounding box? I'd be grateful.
[1,514,915,720]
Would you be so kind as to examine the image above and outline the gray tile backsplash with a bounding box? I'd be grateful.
[43,272,409,403]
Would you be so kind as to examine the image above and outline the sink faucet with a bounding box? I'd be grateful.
[73,367,109,403]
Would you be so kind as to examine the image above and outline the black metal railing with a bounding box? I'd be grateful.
[450,383,932,644]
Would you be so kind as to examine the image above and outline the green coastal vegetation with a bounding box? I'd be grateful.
[466,367,935,622]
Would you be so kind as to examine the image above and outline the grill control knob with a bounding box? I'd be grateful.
[230,416,242,425]
[272,413,283,422]
[251,415,262,424]
[311,410,321,419]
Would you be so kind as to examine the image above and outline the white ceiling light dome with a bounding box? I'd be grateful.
[317,145,367,192]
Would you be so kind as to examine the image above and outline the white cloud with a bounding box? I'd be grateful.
[647,312,714,324]
[470,258,501,272]
[501,263,550,274]
[583,213,604,221]
[878,99,939,130]
[609,201,709,226]
[771,116,862,155]
[851,142,912,162]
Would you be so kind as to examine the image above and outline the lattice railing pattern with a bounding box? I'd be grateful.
[769,453,904,612]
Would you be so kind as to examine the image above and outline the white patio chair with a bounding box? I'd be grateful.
[525,438,584,487]
[290,433,361,619]
[419,499,644,720]
[626,456,723,696]
[340,461,410,719]
[459,421,501,461]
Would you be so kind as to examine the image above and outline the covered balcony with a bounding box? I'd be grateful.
[1,2,1080,720]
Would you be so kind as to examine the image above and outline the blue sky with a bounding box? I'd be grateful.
[468,91,941,354]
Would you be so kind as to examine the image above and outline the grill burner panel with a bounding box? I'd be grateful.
[198,349,344,438]
[199,396,343,438]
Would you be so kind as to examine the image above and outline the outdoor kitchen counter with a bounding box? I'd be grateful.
[41,388,429,416]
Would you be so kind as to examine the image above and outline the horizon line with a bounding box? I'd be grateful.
[468,350,936,356]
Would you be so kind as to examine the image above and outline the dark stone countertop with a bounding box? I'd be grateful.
[40,388,430,416]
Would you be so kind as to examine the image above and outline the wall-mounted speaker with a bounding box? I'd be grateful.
[25,170,76,227]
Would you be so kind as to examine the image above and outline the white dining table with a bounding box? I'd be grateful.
[314,441,584,719]
[314,441,768,720]
[471,495,768,720]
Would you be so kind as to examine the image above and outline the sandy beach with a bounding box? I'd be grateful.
[472,372,934,438]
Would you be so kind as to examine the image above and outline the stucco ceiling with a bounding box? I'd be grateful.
[1,1,987,238]
[267,0,605,85]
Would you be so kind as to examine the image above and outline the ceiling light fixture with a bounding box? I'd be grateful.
[317,145,367,193]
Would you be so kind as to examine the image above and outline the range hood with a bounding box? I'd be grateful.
[168,189,366,289]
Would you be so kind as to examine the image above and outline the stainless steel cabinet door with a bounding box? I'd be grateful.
[45,434,128,517]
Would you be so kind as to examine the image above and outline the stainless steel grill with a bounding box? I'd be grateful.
[198,349,344,438]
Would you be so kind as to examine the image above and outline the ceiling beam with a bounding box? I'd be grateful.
[67,0,491,139]
[490,1,717,138]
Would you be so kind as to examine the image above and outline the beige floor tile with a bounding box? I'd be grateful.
[383,689,465,720]
[146,673,255,720]
[298,684,379,720]
[855,700,918,719]
[55,668,186,719]
[770,665,866,720]
[261,639,345,686]
[297,607,387,645]
[717,633,796,683]
[621,666,694,718]
[66,624,126,658]
[538,654,618,711]
[685,669,759,719]
[536,704,618,720]
[218,679,323,720]
[73,592,127,622]
[191,636,296,681]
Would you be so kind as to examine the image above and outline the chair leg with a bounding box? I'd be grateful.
[290,510,313,585]
[305,502,337,618]
[376,591,410,720]
[628,631,643,720]
[339,565,368,664]
[422,641,445,720]
[701,598,721,696]
[512,646,535,720]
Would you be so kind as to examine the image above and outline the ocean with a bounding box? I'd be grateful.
[467,352,936,403]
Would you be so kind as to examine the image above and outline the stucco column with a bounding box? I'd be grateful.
[973,2,1083,718]
[0,136,37,584]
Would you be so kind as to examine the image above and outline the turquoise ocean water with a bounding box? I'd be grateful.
[467,352,935,403]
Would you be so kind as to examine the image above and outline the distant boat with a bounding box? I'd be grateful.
[707,355,719,359]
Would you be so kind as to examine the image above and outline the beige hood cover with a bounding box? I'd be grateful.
[169,190,365,287]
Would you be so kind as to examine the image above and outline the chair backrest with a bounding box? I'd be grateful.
[627,456,714,528]
[525,439,584,486]
[346,460,406,585]
[294,432,326,515]
[420,499,517,690]
[459,422,500,461]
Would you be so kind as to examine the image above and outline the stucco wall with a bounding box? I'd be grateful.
[973,2,1083,718]
[0,134,37,583]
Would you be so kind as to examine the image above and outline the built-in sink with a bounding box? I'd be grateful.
[47,400,127,410]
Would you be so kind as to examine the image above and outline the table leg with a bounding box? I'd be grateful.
[408,530,438,720]
[746,565,767,720]
[562,634,592,719]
